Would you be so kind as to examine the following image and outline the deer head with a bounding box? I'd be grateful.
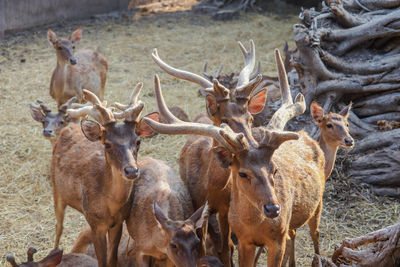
[310,102,354,148]
[153,203,208,267]
[144,75,299,219]
[6,247,62,267]
[67,83,159,180]
[47,28,81,65]
[151,40,267,144]
[29,97,77,139]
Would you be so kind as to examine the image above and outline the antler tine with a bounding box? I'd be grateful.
[210,79,230,102]
[235,74,263,100]
[83,90,115,124]
[27,247,37,262]
[6,254,19,267]
[59,96,77,112]
[83,89,102,106]
[114,82,143,111]
[236,39,256,89]
[214,63,224,78]
[152,48,213,89]
[35,99,51,113]
[260,129,299,150]
[249,61,261,81]
[265,49,306,131]
[143,75,247,153]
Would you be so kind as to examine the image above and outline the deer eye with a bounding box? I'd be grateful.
[221,119,228,124]
[239,172,248,178]
[169,243,177,249]
[104,142,112,149]
[58,47,62,50]
[326,123,333,129]
[72,46,75,49]
[59,121,64,125]
[346,123,349,127]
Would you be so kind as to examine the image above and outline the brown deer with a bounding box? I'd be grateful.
[152,40,266,266]
[47,28,108,107]
[6,247,97,267]
[29,97,77,146]
[51,84,158,267]
[142,74,331,267]
[125,154,208,267]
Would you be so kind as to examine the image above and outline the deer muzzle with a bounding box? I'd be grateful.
[263,204,281,218]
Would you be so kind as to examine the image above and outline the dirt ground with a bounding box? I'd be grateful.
[0,5,399,267]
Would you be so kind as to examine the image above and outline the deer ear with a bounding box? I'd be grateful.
[154,203,173,232]
[39,249,63,267]
[69,27,82,43]
[212,146,233,168]
[47,29,57,45]
[81,119,103,142]
[248,88,267,115]
[339,102,352,119]
[136,112,159,137]
[206,94,218,118]
[29,104,46,123]
[188,202,209,229]
[310,102,324,125]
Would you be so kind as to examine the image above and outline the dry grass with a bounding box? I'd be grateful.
[0,6,398,267]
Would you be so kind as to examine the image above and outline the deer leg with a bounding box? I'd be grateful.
[71,227,93,253]
[107,223,123,267]
[54,196,66,249]
[91,227,108,267]
[268,237,286,267]
[308,201,322,255]
[136,252,151,267]
[238,242,256,267]
[288,229,296,267]
[218,211,232,267]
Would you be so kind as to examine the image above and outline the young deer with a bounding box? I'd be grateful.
[51,84,157,267]
[142,74,333,267]
[6,247,97,267]
[47,28,108,107]
[152,40,267,266]
[29,97,77,146]
[125,155,207,267]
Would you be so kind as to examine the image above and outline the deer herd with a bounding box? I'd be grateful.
[7,27,355,267]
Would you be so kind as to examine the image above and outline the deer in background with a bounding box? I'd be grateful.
[29,97,77,146]
[152,40,267,266]
[6,247,97,267]
[47,28,108,107]
[51,84,157,267]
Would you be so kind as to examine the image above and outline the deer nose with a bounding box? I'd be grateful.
[43,129,53,137]
[124,167,139,179]
[70,58,77,65]
[344,137,354,147]
[263,204,281,218]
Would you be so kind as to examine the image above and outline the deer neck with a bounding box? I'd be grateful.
[105,164,134,209]
[318,133,338,179]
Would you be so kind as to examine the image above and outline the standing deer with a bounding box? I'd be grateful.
[6,247,97,267]
[152,40,266,266]
[29,97,77,146]
[125,154,206,267]
[47,28,108,107]
[51,84,157,267]
[141,74,334,267]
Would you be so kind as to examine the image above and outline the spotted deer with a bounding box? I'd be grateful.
[47,28,108,107]
[29,97,77,146]
[51,84,158,267]
[6,247,97,267]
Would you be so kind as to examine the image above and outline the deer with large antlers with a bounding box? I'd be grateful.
[6,247,97,267]
[29,97,77,146]
[152,41,306,266]
[47,28,108,107]
[141,74,331,266]
[51,84,158,267]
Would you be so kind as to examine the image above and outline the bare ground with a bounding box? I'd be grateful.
[0,7,398,267]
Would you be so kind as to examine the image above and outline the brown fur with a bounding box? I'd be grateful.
[126,157,199,267]
[47,28,108,107]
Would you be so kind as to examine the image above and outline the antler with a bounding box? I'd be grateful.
[236,40,256,89]
[67,90,115,125]
[34,99,51,113]
[203,62,224,82]
[259,129,299,150]
[6,254,19,267]
[27,247,37,262]
[152,49,213,89]
[59,96,77,113]
[143,75,249,153]
[266,49,306,131]
[113,82,145,122]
